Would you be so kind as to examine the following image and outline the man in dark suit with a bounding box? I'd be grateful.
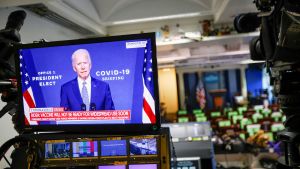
[60,49,115,111]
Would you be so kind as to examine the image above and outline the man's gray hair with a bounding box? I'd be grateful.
[71,49,92,66]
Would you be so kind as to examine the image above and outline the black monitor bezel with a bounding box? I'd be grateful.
[14,33,160,134]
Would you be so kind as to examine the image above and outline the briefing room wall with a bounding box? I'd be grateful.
[158,68,179,114]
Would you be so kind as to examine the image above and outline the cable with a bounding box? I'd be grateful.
[0,136,42,169]
[3,155,11,167]
[169,134,178,168]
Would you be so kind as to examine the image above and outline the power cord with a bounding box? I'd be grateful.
[0,136,42,169]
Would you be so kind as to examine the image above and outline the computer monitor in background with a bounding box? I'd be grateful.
[15,33,160,133]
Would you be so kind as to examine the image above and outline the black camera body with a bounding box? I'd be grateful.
[0,10,26,120]
[235,0,300,168]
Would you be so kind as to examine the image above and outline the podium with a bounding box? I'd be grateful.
[209,89,227,109]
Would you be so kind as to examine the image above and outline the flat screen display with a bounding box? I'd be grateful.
[45,141,70,159]
[128,164,157,169]
[101,140,127,156]
[98,166,126,169]
[130,138,157,155]
[72,141,98,158]
[15,33,159,132]
[171,157,201,169]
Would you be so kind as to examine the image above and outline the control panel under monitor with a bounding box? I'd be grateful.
[37,130,170,169]
[15,33,160,133]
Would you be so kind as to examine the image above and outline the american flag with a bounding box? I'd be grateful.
[20,53,37,125]
[142,42,156,124]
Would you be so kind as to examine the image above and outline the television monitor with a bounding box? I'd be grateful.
[129,137,157,155]
[15,33,160,133]
[101,140,127,156]
[72,141,98,158]
[98,166,126,169]
[171,157,201,169]
[44,141,70,159]
[128,164,157,169]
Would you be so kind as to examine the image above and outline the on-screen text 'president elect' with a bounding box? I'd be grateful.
[60,49,115,111]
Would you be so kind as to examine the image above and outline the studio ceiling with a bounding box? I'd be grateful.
[0,0,258,36]
[0,0,260,67]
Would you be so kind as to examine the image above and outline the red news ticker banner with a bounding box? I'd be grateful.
[29,108,131,121]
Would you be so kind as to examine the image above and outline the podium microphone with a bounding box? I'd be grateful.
[81,104,86,111]
[90,103,96,111]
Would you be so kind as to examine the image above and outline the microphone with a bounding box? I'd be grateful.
[81,104,86,111]
[90,103,96,111]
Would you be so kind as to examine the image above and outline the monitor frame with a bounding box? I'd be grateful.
[14,33,160,134]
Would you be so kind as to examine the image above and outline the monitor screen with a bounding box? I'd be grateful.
[98,166,126,169]
[15,33,159,133]
[72,141,98,158]
[45,141,70,159]
[171,157,201,169]
[101,140,127,156]
[128,164,157,169]
[129,137,157,155]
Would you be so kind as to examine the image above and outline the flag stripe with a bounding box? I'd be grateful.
[23,96,37,125]
[23,88,36,108]
[143,98,156,123]
[142,40,156,124]
[142,109,151,123]
[143,80,155,114]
